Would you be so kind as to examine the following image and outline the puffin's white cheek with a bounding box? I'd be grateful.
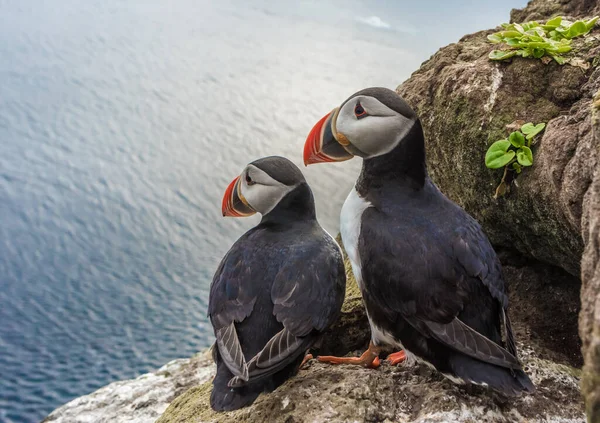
[242,185,278,215]
[240,184,259,211]
[342,119,386,155]
[353,116,415,157]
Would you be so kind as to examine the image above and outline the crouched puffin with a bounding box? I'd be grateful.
[303,87,534,396]
[209,156,346,411]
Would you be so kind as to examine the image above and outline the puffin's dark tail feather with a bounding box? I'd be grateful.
[513,368,535,393]
[450,354,535,396]
[210,350,306,411]
[210,367,262,411]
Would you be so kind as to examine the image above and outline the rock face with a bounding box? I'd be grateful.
[510,0,600,24]
[395,0,600,419]
[581,98,600,422]
[396,8,599,277]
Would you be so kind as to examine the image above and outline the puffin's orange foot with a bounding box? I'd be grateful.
[385,350,407,366]
[300,353,313,368]
[316,341,381,369]
[317,354,381,369]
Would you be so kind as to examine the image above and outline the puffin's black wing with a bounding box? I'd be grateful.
[361,208,518,367]
[208,247,259,382]
[452,224,508,308]
[405,316,521,369]
[231,239,345,385]
[452,222,518,357]
[227,328,314,387]
[271,239,345,335]
[210,235,345,387]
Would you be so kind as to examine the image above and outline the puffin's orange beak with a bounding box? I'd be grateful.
[221,176,255,217]
[303,108,354,166]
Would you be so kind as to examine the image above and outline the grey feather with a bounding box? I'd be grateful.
[228,328,310,388]
[413,317,521,369]
[216,323,248,382]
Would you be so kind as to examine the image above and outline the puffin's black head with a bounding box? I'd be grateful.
[222,156,306,217]
[303,87,418,165]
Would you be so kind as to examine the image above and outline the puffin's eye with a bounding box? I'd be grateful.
[354,103,367,119]
[245,173,255,185]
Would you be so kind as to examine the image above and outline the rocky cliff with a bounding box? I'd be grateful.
[395,0,600,419]
[581,96,600,422]
[44,0,600,421]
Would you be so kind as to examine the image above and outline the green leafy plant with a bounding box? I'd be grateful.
[485,121,546,198]
[488,16,598,64]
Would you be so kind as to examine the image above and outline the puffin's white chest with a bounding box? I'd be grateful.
[340,188,371,291]
[340,187,405,350]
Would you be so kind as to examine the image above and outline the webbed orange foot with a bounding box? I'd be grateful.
[300,353,313,368]
[316,341,381,369]
[385,350,407,366]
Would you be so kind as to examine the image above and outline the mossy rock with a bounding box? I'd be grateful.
[396,27,599,276]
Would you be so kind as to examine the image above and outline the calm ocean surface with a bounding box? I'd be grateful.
[0,1,525,421]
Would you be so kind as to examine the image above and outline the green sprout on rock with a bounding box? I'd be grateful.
[488,16,598,64]
[485,122,546,198]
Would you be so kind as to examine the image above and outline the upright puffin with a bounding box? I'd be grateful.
[303,87,534,396]
[209,156,346,411]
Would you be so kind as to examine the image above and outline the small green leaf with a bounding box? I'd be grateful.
[512,162,522,174]
[489,50,518,60]
[586,17,598,32]
[486,140,516,169]
[551,54,566,64]
[520,122,535,134]
[506,38,523,46]
[513,23,525,33]
[487,34,503,43]
[499,30,523,38]
[552,44,572,54]
[522,122,546,140]
[532,48,546,58]
[516,146,534,166]
[544,16,562,29]
[488,34,502,44]
[509,131,525,147]
[525,31,545,41]
[564,21,588,38]
[520,41,550,48]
